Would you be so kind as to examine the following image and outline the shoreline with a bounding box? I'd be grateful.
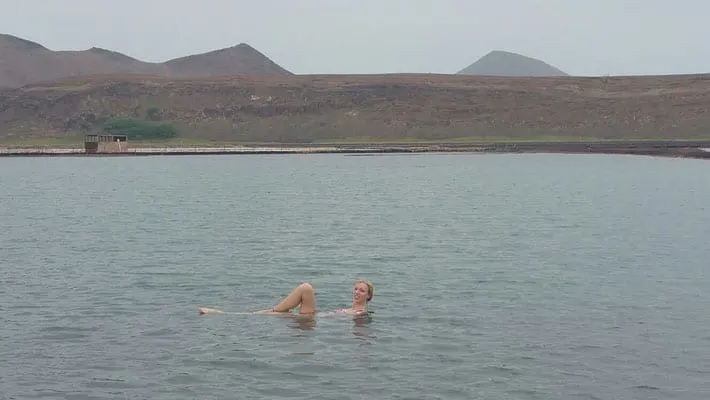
[1,141,709,159]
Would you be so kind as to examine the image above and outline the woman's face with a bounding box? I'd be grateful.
[352,282,370,304]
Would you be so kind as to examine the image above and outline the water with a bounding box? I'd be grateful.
[1,153,709,400]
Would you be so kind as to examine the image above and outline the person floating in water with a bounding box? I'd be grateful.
[197,280,374,316]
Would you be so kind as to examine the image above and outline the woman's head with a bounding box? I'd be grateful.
[353,279,374,304]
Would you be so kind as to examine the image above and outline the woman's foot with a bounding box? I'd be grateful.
[198,307,224,315]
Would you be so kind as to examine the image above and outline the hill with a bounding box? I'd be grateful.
[1,73,710,143]
[0,33,292,88]
[163,43,290,77]
[457,50,568,77]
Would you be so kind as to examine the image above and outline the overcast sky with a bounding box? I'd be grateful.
[2,0,708,76]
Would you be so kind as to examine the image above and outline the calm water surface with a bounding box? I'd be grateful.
[1,153,709,400]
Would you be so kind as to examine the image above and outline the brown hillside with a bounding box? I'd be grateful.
[0,34,292,88]
[1,73,710,143]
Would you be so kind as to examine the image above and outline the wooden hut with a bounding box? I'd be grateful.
[84,134,128,154]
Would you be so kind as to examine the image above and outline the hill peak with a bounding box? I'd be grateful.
[234,42,255,49]
[164,42,292,76]
[0,33,47,50]
[85,47,140,61]
[458,50,568,77]
[167,42,269,60]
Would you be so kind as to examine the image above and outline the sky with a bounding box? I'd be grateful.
[2,0,709,77]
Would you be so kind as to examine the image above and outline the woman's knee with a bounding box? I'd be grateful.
[299,282,313,293]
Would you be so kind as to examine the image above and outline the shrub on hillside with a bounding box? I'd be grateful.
[103,118,178,140]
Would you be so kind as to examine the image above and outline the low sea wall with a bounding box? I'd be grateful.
[0,145,433,156]
[1,142,709,159]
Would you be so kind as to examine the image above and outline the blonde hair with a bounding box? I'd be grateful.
[355,279,374,301]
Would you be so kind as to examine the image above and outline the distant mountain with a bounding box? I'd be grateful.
[457,50,568,77]
[0,33,292,88]
[164,43,290,77]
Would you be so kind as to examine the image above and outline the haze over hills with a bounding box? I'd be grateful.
[0,33,292,88]
[458,50,568,77]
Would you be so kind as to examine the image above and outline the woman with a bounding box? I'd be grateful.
[198,279,374,316]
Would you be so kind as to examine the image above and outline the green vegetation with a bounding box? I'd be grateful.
[102,118,178,140]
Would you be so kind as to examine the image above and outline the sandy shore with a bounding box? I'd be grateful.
[1,141,709,159]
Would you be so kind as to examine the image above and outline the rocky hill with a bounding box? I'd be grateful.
[458,50,568,77]
[2,73,710,143]
[0,33,292,88]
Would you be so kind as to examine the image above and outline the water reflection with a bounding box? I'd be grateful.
[351,314,374,341]
[286,315,317,331]
[284,313,374,339]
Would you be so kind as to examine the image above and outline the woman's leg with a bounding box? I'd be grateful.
[254,282,316,314]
